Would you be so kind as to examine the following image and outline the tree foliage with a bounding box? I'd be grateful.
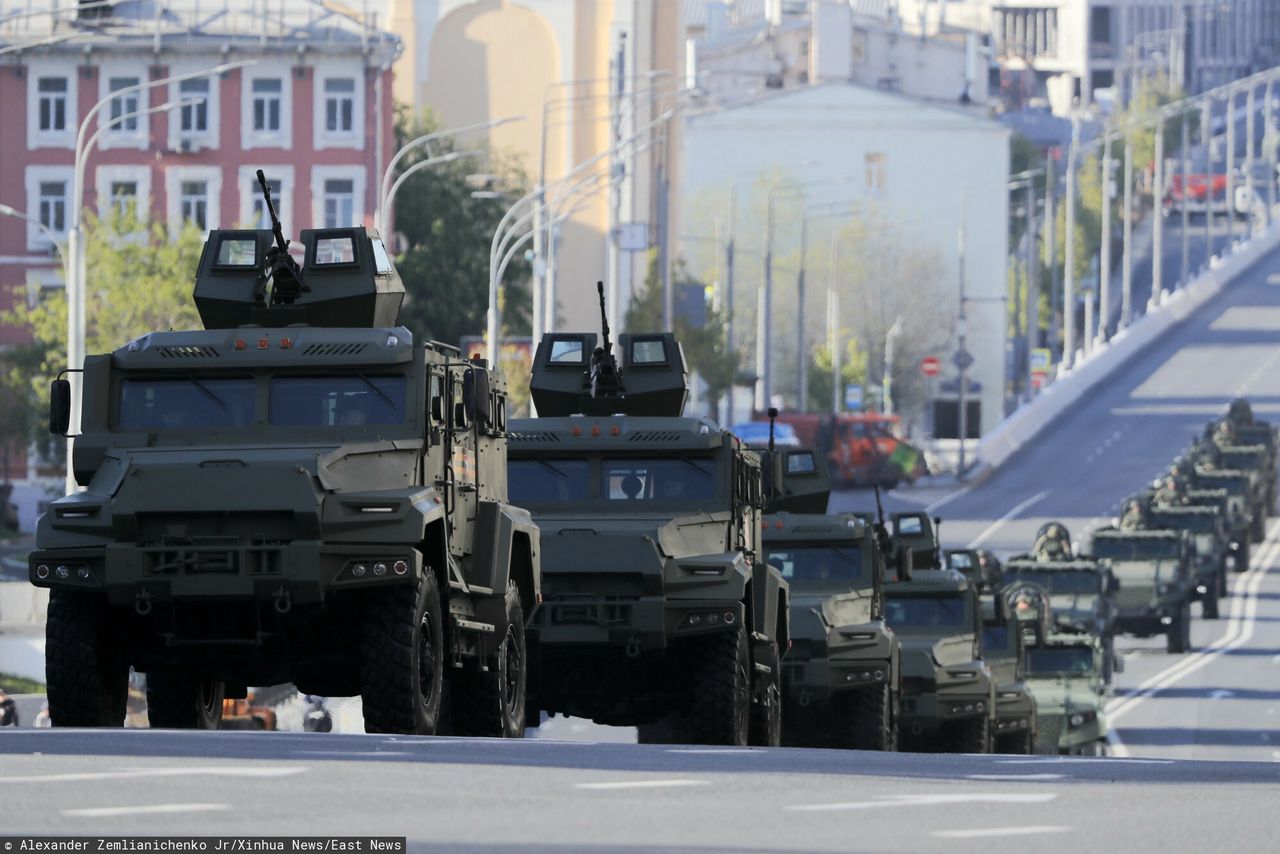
[806,337,868,415]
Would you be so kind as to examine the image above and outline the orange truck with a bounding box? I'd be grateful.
[764,411,925,488]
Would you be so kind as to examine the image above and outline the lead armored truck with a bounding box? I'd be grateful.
[33,184,539,735]
[508,298,789,745]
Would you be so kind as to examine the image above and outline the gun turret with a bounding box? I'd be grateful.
[590,282,624,400]
[254,169,307,307]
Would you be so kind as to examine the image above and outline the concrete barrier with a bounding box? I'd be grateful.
[977,218,1280,471]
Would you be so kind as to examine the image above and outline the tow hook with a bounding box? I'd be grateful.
[624,636,643,659]
[798,690,812,708]
[134,589,152,616]
[272,586,292,615]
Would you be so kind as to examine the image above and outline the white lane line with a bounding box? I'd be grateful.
[665,748,749,754]
[1106,521,1280,724]
[926,486,973,515]
[967,491,1049,549]
[574,780,708,791]
[965,774,1065,781]
[63,803,230,818]
[931,826,1071,840]
[292,751,412,758]
[0,767,306,784]
[786,793,1057,812]
[996,756,1172,765]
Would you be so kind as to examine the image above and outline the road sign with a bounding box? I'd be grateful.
[953,348,975,371]
[844,383,863,411]
[920,356,940,377]
[1030,348,1051,373]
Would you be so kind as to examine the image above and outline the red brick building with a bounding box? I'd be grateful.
[0,2,400,525]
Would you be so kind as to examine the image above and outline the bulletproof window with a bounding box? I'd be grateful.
[117,378,256,429]
[786,451,817,474]
[1026,646,1094,675]
[1090,538,1180,559]
[508,459,590,503]
[269,376,407,427]
[215,237,258,268]
[894,515,924,536]
[314,235,356,266]
[549,339,586,364]
[630,338,667,364]
[884,594,968,628]
[766,545,861,587]
[948,552,974,569]
[602,457,716,501]
[1004,569,1100,595]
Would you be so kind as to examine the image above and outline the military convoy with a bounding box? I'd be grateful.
[32,175,540,735]
[507,290,789,745]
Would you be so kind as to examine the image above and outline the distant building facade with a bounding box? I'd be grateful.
[0,2,399,518]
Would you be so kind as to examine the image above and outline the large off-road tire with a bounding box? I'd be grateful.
[1251,509,1266,544]
[1234,538,1250,573]
[994,729,1034,755]
[687,623,750,746]
[359,570,444,735]
[451,580,526,738]
[1202,579,1221,619]
[45,589,129,727]
[747,640,782,747]
[946,715,990,754]
[834,684,895,751]
[146,672,224,729]
[1166,601,1191,654]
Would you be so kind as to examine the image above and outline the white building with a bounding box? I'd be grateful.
[679,83,1010,434]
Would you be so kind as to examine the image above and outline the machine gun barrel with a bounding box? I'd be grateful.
[597,281,612,358]
[256,169,289,255]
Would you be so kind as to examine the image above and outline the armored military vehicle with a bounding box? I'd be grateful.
[1024,634,1110,755]
[1146,502,1230,618]
[1089,527,1194,653]
[759,446,903,751]
[883,515,994,752]
[945,548,1003,590]
[32,174,540,735]
[507,290,789,746]
[977,585,1037,754]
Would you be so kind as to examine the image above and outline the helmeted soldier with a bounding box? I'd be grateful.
[1032,522,1072,561]
[1119,496,1149,529]
[1153,474,1188,506]
[1227,398,1254,426]
[1210,418,1237,448]
[1189,438,1221,471]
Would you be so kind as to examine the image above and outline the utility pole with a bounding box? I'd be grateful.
[724,186,736,421]
[1045,163,1058,359]
[1025,179,1038,395]
[756,194,774,412]
[1100,134,1113,340]
[658,157,672,329]
[797,215,809,411]
[606,33,627,337]
[828,231,841,416]
[1226,86,1236,248]
[957,219,969,475]
[884,316,902,416]
[1181,109,1191,288]
[1063,119,1079,370]
[1121,138,1134,327]
[1151,113,1165,312]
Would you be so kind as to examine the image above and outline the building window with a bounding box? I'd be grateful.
[109,181,138,217]
[253,78,282,133]
[865,152,886,196]
[324,78,355,133]
[323,179,355,227]
[251,178,282,229]
[38,77,68,132]
[180,181,208,229]
[108,76,140,132]
[180,77,209,134]
[38,181,67,234]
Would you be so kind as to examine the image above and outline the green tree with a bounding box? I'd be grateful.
[806,338,868,415]
[625,252,739,420]
[391,108,532,352]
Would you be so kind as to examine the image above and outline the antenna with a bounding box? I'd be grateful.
[767,406,779,453]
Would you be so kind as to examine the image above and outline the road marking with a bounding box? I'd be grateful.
[926,486,973,515]
[786,793,1057,812]
[967,491,1049,549]
[1209,690,1236,699]
[63,803,229,818]
[931,826,1071,839]
[574,780,708,790]
[0,767,306,784]
[665,748,749,754]
[292,751,413,758]
[965,773,1065,781]
[1267,274,1280,285]
[996,756,1172,765]
[1106,520,1280,736]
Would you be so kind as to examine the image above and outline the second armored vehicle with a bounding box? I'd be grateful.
[1089,527,1194,653]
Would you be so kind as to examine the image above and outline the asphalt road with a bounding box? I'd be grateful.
[833,236,1280,763]
[1,728,1278,851]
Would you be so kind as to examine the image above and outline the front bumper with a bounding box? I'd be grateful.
[30,542,422,610]
[783,652,894,704]
[532,595,745,654]
[900,690,990,723]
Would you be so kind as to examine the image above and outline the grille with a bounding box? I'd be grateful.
[155,345,219,359]
[1035,715,1063,753]
[302,343,368,356]
[510,431,561,443]
[629,431,682,442]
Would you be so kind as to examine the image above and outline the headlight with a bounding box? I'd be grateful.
[1067,710,1097,728]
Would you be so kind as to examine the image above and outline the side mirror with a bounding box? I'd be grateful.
[49,379,71,436]
[463,367,492,429]
[453,402,469,430]
[430,393,444,424]
[1108,575,1121,594]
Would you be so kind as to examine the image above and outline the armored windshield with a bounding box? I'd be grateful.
[269,376,407,427]
[884,594,969,628]
[1151,514,1216,533]
[602,458,716,501]
[1003,569,1100,595]
[765,545,862,589]
[1026,646,1095,676]
[508,459,591,503]
[1092,538,1181,559]
[117,377,256,429]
